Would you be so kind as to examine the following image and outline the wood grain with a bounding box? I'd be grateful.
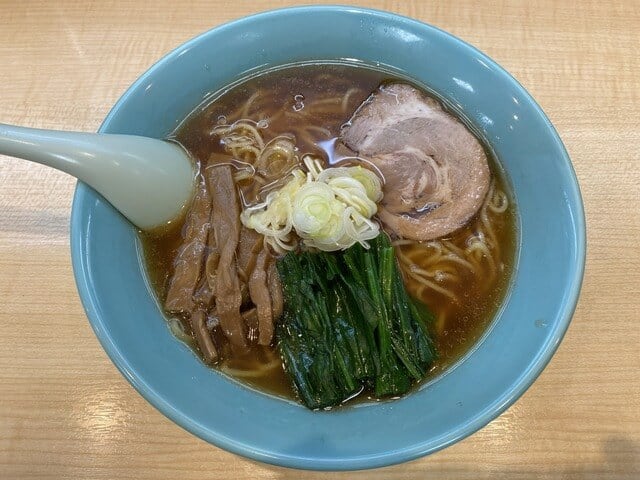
[1,1,638,478]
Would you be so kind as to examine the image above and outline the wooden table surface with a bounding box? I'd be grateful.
[1,1,638,478]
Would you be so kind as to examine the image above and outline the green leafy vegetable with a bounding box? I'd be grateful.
[276,234,437,409]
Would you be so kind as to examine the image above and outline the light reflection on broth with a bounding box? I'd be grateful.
[141,62,516,401]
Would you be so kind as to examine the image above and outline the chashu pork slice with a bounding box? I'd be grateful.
[340,83,490,241]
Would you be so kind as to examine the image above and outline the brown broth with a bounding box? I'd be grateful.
[141,62,517,402]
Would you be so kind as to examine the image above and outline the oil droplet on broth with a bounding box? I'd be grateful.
[293,94,305,112]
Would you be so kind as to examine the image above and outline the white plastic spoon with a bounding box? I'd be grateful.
[0,123,195,230]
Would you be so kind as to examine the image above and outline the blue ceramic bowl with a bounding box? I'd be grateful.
[70,6,585,471]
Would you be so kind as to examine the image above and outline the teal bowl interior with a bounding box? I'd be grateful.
[70,6,585,471]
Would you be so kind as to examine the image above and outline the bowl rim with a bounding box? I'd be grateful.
[70,4,586,470]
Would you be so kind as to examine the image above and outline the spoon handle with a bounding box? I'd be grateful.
[0,123,195,230]
[0,123,121,178]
